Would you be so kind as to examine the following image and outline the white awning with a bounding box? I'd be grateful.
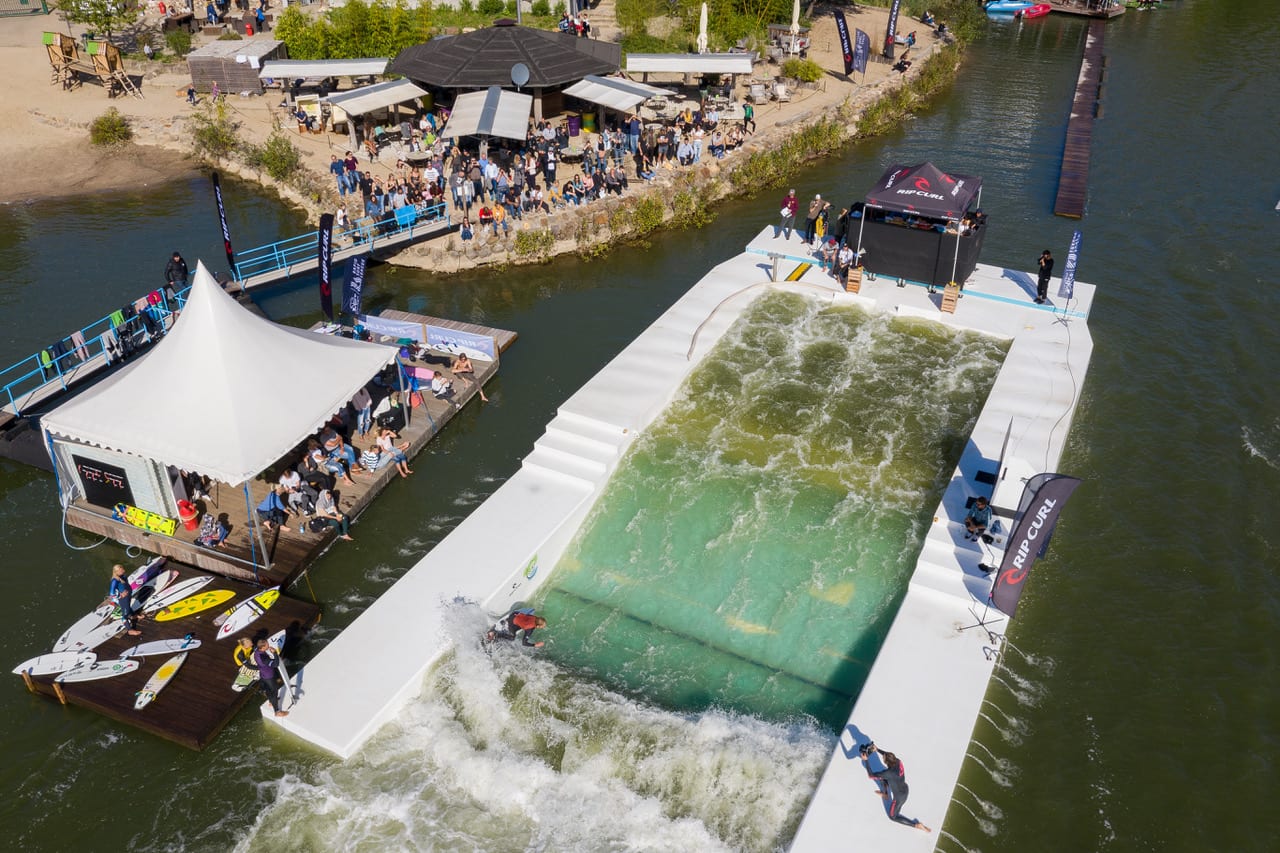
[441,86,532,141]
[258,58,388,81]
[42,263,396,486]
[562,75,670,112]
[624,53,755,75]
[325,79,429,117]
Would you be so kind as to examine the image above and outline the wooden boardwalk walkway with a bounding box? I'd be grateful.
[1055,20,1107,218]
[65,311,515,589]
[23,563,321,750]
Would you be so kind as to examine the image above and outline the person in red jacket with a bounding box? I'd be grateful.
[485,610,548,648]
[778,188,799,240]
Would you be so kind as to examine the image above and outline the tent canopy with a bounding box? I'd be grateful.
[562,75,669,112]
[41,263,396,486]
[441,86,533,141]
[258,58,388,81]
[388,21,620,89]
[325,79,429,117]
[624,53,754,75]
[864,162,982,221]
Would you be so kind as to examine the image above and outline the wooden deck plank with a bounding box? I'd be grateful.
[1054,21,1106,219]
[24,563,321,750]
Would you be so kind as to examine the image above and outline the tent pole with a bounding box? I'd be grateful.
[399,356,409,427]
[243,482,264,586]
[951,220,962,285]
[855,204,869,258]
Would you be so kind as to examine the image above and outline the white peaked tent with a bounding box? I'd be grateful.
[43,262,397,487]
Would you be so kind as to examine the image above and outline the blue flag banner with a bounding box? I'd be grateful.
[317,213,334,322]
[885,0,902,59]
[343,254,368,317]
[1058,230,1082,299]
[834,11,854,75]
[991,473,1083,618]
[853,29,870,75]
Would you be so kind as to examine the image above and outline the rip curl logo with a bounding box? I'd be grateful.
[914,177,931,192]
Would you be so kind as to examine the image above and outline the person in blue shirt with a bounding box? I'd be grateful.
[256,487,291,533]
[107,564,142,636]
[964,495,992,541]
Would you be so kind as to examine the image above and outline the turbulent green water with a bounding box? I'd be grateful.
[1,2,1278,850]
[543,292,1006,725]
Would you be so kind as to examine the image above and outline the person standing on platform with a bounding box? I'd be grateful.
[860,744,931,833]
[107,564,143,636]
[1036,249,1054,304]
[165,251,189,290]
[253,638,289,717]
[803,194,826,245]
[778,189,799,240]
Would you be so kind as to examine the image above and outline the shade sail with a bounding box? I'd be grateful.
[325,79,429,117]
[624,53,754,75]
[389,22,620,89]
[258,58,388,81]
[42,263,396,486]
[441,86,533,141]
[863,162,982,220]
[562,75,669,112]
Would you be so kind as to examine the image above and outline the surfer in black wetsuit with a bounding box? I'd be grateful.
[485,611,547,648]
[107,564,142,637]
[860,744,932,833]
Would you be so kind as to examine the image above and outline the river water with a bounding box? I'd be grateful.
[0,2,1277,849]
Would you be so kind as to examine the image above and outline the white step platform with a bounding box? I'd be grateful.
[269,226,1096,853]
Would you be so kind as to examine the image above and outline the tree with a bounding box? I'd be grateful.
[58,0,140,40]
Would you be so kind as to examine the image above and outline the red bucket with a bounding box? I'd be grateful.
[177,500,199,531]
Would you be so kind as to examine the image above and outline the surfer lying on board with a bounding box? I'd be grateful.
[485,610,547,648]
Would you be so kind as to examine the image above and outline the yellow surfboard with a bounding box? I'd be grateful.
[154,589,236,622]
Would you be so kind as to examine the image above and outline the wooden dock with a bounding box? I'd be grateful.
[1047,0,1125,18]
[22,564,321,750]
[65,311,515,588]
[1054,20,1106,218]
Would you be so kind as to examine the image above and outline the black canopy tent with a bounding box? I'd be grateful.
[853,162,987,288]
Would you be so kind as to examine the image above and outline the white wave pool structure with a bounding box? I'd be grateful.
[268,227,1095,851]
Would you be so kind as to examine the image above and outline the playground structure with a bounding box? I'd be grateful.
[43,31,143,99]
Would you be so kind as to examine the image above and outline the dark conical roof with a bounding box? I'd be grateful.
[388,22,621,89]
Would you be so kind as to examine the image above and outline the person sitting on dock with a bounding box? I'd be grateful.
[278,468,317,516]
[322,427,366,477]
[309,439,356,487]
[310,488,354,541]
[921,9,935,26]
[485,610,548,648]
[428,370,454,401]
[373,390,407,434]
[254,638,289,717]
[256,486,292,533]
[450,353,489,402]
[107,564,143,636]
[964,496,992,542]
[194,512,230,548]
[376,429,413,478]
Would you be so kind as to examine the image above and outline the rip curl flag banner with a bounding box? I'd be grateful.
[211,172,236,276]
[318,213,334,322]
[834,11,854,76]
[885,0,902,59]
[991,473,1082,617]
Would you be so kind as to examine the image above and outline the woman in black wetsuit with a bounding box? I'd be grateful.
[862,745,932,833]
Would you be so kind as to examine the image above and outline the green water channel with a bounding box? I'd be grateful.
[543,291,1007,726]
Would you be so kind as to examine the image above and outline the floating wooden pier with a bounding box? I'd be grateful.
[1047,0,1125,18]
[1054,20,1106,218]
[22,564,321,751]
[64,311,516,588]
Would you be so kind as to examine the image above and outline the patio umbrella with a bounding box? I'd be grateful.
[697,2,708,54]
[790,0,801,53]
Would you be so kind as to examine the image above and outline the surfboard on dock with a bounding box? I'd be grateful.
[127,556,167,590]
[70,618,129,652]
[13,650,96,677]
[56,659,140,683]
[141,575,214,615]
[154,588,235,622]
[134,652,188,710]
[52,603,115,653]
[215,588,280,640]
[118,635,201,659]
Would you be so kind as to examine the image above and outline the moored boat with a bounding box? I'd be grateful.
[985,0,1034,12]
[1017,3,1052,18]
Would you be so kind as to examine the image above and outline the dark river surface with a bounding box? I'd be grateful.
[0,1,1276,849]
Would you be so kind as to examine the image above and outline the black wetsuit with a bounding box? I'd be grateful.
[869,759,917,827]
[1037,253,1054,302]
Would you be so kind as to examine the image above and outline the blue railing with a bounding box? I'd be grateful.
[0,286,191,418]
[233,201,450,283]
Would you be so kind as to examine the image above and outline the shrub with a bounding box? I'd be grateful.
[217,31,243,40]
[477,0,504,15]
[165,28,192,57]
[503,0,518,15]
[89,107,133,147]
[531,0,550,16]
[188,99,239,160]
[782,58,824,83]
[242,130,303,181]
[513,228,554,259]
[458,0,474,12]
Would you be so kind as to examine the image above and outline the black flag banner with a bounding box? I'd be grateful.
[885,0,902,60]
[834,10,854,76]
[991,473,1082,617]
[211,172,236,276]
[318,213,334,322]
[343,254,369,318]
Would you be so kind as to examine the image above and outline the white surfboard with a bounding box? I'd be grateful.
[215,588,280,641]
[134,651,188,709]
[71,618,129,652]
[127,556,167,589]
[55,658,140,683]
[118,635,201,659]
[128,568,180,614]
[52,603,115,653]
[12,650,96,677]
[141,575,214,614]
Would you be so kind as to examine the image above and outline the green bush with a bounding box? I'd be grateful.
[531,0,550,16]
[503,0,518,15]
[188,99,239,160]
[782,57,824,83]
[458,0,474,12]
[513,228,554,259]
[89,107,133,147]
[165,28,192,57]
[477,0,504,15]
[274,0,433,61]
[217,32,243,40]
[242,130,304,181]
